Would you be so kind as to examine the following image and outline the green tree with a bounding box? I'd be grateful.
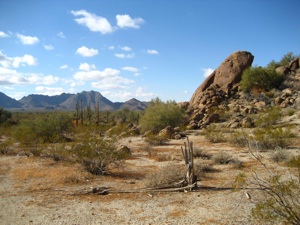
[139,98,186,133]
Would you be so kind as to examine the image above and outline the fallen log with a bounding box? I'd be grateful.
[76,183,197,195]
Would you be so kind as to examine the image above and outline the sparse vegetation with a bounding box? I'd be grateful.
[203,124,226,143]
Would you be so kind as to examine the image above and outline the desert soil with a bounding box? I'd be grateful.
[0,131,299,225]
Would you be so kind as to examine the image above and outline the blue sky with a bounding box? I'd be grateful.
[0,0,299,102]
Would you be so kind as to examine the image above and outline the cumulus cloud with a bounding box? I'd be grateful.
[17,33,39,45]
[71,10,114,34]
[115,53,134,59]
[102,86,156,101]
[35,86,65,96]
[57,32,66,39]
[76,46,99,57]
[0,31,9,38]
[79,62,96,71]
[108,45,115,50]
[73,68,120,80]
[92,76,134,90]
[59,64,68,69]
[0,67,59,86]
[0,51,37,68]
[147,49,159,55]
[44,45,54,50]
[116,14,144,29]
[202,68,214,77]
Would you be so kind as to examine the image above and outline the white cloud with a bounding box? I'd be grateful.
[17,33,39,45]
[0,31,9,38]
[122,66,139,73]
[0,67,59,86]
[44,45,54,50]
[76,46,99,57]
[102,87,156,101]
[115,53,134,59]
[201,68,214,77]
[71,10,114,34]
[35,86,65,96]
[57,32,66,39]
[0,51,37,68]
[122,66,140,76]
[108,45,115,50]
[59,64,68,69]
[121,46,131,51]
[116,14,144,29]
[92,76,134,90]
[73,68,120,80]
[79,62,96,71]
[147,49,159,55]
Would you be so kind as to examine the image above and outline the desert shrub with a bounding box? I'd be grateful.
[193,147,211,159]
[252,127,294,150]
[139,98,187,133]
[270,149,290,163]
[212,151,234,164]
[145,164,184,188]
[286,108,296,116]
[228,130,249,147]
[71,136,129,175]
[0,141,10,154]
[240,66,283,93]
[110,108,141,125]
[14,112,73,144]
[251,174,300,225]
[254,106,282,127]
[203,124,226,143]
[232,172,247,189]
[0,108,12,125]
[144,133,169,146]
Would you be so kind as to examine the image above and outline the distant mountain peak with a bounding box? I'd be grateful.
[0,90,148,111]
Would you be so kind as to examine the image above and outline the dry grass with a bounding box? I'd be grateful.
[11,158,91,191]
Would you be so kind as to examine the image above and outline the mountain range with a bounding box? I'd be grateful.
[0,91,149,111]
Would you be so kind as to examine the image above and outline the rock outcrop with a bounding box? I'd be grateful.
[187,51,254,129]
[190,51,254,106]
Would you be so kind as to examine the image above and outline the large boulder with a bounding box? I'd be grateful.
[187,51,254,129]
[190,51,254,106]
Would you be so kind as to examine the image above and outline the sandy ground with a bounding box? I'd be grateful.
[0,132,299,225]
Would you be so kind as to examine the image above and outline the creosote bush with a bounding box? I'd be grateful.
[71,136,130,175]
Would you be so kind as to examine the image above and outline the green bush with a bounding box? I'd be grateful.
[13,112,73,144]
[240,66,283,93]
[139,98,187,133]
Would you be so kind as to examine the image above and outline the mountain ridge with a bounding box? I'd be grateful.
[0,91,149,111]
